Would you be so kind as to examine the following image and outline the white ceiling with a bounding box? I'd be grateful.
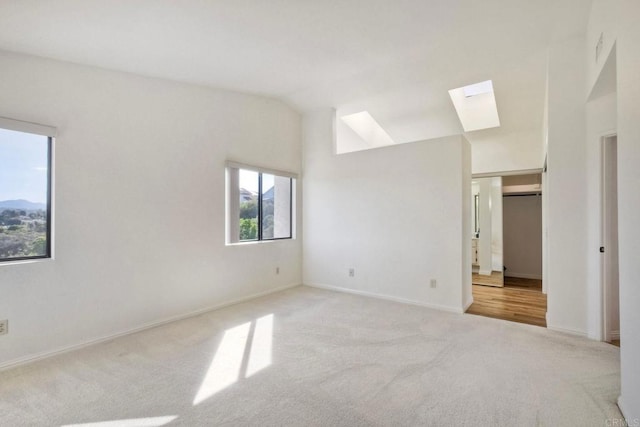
[0,0,591,146]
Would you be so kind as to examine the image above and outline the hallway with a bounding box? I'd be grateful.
[466,276,546,327]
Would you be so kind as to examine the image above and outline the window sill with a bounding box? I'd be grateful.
[226,238,295,247]
[0,257,53,267]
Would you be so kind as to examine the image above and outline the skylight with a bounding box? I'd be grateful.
[340,111,395,148]
[462,80,494,97]
[448,80,500,132]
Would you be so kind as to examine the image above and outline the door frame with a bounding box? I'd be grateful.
[601,133,619,343]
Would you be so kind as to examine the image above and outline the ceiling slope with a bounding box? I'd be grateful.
[0,0,591,152]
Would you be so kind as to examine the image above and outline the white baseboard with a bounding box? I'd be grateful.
[0,283,301,372]
[617,396,627,421]
[463,297,474,312]
[611,330,620,340]
[505,272,543,280]
[546,321,588,337]
[478,269,492,276]
[304,283,465,314]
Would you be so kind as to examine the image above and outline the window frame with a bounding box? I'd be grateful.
[226,162,296,245]
[0,117,55,263]
[256,171,293,242]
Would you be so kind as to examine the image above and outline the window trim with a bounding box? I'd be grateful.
[0,132,53,263]
[226,161,297,179]
[226,161,296,245]
[0,116,57,138]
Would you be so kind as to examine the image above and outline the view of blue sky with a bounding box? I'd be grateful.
[0,128,48,203]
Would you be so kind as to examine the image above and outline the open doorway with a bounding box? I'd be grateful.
[467,172,547,327]
[502,174,543,290]
[602,135,620,346]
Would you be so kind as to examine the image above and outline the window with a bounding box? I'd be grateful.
[0,118,54,262]
[227,163,294,243]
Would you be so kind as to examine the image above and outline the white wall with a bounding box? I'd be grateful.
[585,92,617,340]
[545,34,588,336]
[541,171,548,294]
[603,136,619,341]
[303,109,471,313]
[503,195,542,280]
[0,51,302,367]
[586,0,619,96]
[471,129,543,175]
[587,0,640,419]
[461,138,473,310]
[490,178,503,272]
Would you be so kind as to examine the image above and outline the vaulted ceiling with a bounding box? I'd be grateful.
[0,0,591,148]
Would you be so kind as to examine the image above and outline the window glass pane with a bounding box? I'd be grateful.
[261,174,275,239]
[238,169,259,241]
[272,175,292,239]
[0,128,50,260]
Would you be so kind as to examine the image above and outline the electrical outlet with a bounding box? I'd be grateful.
[349,268,355,277]
[276,267,280,275]
[0,320,7,335]
[430,279,437,288]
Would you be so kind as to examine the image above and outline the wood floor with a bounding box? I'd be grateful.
[466,276,547,327]
[504,275,543,290]
[472,271,503,287]
[471,272,544,290]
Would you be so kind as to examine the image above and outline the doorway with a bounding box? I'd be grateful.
[602,135,620,345]
[467,172,547,327]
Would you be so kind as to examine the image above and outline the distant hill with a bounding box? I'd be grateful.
[240,188,256,203]
[0,199,46,211]
[263,186,274,200]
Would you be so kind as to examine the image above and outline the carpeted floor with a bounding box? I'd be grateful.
[0,286,622,426]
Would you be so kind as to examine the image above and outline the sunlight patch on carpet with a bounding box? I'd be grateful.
[193,322,251,405]
[193,314,275,405]
[246,314,274,377]
[62,415,178,427]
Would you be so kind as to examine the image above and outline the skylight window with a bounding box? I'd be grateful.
[462,80,494,97]
[340,111,395,148]
[449,80,500,132]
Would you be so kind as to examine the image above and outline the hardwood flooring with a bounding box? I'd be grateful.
[504,276,543,291]
[472,271,503,287]
[466,278,547,327]
[472,272,544,291]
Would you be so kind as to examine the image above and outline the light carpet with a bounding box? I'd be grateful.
[0,286,622,426]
